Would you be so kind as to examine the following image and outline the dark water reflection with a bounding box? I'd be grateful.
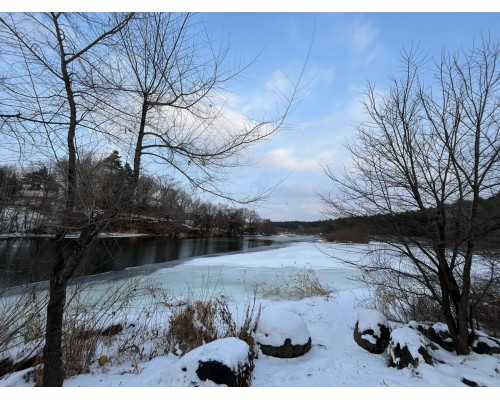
[0,235,274,287]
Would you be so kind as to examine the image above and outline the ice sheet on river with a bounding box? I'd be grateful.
[144,240,366,302]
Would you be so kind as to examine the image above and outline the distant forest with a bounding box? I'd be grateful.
[273,192,500,249]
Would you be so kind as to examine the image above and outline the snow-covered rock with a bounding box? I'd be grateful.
[388,326,434,369]
[409,321,500,355]
[409,321,455,352]
[161,337,253,386]
[353,309,391,354]
[472,332,500,355]
[254,306,311,358]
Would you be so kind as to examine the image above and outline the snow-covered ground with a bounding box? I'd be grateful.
[1,238,499,396]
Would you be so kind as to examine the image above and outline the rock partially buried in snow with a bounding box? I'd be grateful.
[472,332,500,355]
[409,321,455,352]
[409,321,500,355]
[254,307,311,358]
[162,337,253,386]
[388,326,434,369]
[353,309,391,354]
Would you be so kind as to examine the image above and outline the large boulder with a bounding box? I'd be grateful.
[353,309,391,354]
[409,321,455,352]
[162,337,253,387]
[254,307,311,358]
[409,321,500,355]
[472,332,500,355]
[388,326,434,369]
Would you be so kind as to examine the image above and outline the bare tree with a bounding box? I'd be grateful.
[0,12,306,385]
[320,38,500,355]
[0,12,134,385]
[104,12,301,203]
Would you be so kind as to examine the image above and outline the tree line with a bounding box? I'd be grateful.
[310,192,500,248]
[0,153,275,237]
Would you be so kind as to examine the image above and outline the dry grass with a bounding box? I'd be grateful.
[358,284,443,324]
[0,287,47,375]
[2,274,263,385]
[259,267,331,300]
[63,319,99,377]
[165,295,261,386]
[235,294,261,382]
[166,298,236,356]
[236,295,261,348]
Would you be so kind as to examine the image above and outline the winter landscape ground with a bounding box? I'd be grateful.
[1,236,499,397]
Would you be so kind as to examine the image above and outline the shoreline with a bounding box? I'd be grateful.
[0,234,321,292]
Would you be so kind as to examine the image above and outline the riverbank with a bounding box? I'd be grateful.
[1,239,499,390]
[0,234,312,288]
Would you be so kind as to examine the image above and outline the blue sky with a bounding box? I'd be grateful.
[191,12,500,221]
[5,4,500,221]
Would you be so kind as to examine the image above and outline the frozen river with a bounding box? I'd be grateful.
[81,237,366,305]
[1,235,366,309]
[0,234,303,287]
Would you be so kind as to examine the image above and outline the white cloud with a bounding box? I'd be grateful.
[346,19,388,65]
[264,147,336,172]
[327,17,385,66]
[265,69,295,94]
[225,61,337,128]
[350,20,378,54]
[256,182,328,221]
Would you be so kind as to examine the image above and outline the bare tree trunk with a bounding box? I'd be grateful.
[41,15,83,385]
[42,236,68,386]
[132,94,148,189]
[457,253,474,354]
[42,222,110,385]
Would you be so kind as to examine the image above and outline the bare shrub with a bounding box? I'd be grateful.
[63,318,99,378]
[359,257,500,337]
[1,275,174,380]
[470,276,500,337]
[235,295,261,375]
[260,267,331,300]
[62,276,171,372]
[166,298,236,356]
[358,285,443,324]
[0,287,47,371]
[166,294,261,386]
